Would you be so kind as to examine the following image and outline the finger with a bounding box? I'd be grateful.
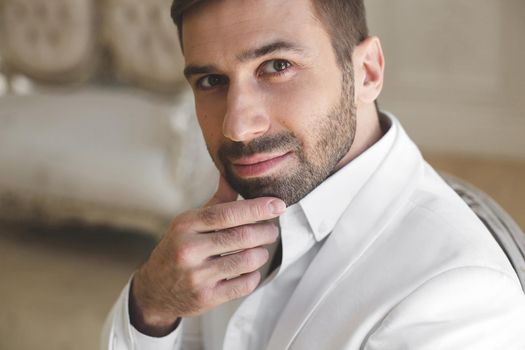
[213,270,262,304]
[205,175,238,207]
[190,197,286,232]
[203,222,279,257]
[206,247,269,283]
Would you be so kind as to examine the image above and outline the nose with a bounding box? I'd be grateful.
[222,80,270,143]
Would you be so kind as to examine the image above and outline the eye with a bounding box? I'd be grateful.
[259,59,292,75]
[196,74,228,90]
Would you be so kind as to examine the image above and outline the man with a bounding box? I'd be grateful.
[102,0,525,349]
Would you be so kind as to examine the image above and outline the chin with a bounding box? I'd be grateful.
[227,172,324,207]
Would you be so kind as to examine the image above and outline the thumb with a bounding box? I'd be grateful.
[205,175,238,207]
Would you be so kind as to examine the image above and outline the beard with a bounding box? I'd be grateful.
[217,68,357,206]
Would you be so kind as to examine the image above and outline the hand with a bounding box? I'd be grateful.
[129,176,285,336]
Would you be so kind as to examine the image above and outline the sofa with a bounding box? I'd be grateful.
[0,0,218,235]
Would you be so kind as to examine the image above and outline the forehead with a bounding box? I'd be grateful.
[182,0,329,63]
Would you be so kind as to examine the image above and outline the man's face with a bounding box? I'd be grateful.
[183,0,356,205]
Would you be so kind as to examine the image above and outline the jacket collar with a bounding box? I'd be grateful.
[266,112,424,349]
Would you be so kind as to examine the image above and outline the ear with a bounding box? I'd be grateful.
[352,36,385,105]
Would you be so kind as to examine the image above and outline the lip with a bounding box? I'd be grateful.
[232,152,292,177]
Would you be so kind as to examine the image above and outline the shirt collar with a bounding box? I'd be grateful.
[297,112,396,241]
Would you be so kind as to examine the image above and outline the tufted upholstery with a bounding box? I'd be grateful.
[0,0,98,82]
[0,0,185,89]
[0,1,211,234]
[104,0,185,91]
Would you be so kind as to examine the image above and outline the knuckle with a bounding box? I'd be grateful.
[172,250,187,265]
[169,215,191,234]
[211,229,234,247]
[220,207,238,225]
[221,255,241,275]
[231,225,253,246]
[199,206,237,227]
[227,285,245,300]
[225,224,276,248]
[227,279,255,300]
[241,250,258,269]
[197,207,220,227]
[211,225,254,249]
[245,272,261,292]
[195,287,213,308]
[185,271,201,291]
[173,242,197,265]
[246,248,267,267]
[250,202,267,219]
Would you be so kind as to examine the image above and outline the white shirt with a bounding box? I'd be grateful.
[102,113,525,349]
[105,115,394,350]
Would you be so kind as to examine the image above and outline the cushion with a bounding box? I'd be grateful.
[103,0,186,92]
[0,0,98,83]
[0,87,217,234]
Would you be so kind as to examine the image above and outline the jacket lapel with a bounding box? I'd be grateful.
[266,117,424,349]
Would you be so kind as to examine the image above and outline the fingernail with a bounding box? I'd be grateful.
[269,199,286,214]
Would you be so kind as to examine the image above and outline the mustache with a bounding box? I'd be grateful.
[218,132,301,161]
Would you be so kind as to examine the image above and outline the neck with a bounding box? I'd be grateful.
[335,103,382,171]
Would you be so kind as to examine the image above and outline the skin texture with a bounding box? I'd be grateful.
[130,0,385,337]
[131,177,283,336]
[216,68,356,206]
[184,0,351,206]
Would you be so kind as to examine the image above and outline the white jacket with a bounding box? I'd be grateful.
[102,114,525,349]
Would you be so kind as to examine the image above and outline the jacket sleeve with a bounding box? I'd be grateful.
[364,266,525,350]
[100,278,203,350]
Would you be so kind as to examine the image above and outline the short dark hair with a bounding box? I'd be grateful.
[170,0,369,68]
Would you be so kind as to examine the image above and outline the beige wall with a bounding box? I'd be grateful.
[367,0,525,160]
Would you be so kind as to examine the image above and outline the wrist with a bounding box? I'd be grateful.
[129,274,181,337]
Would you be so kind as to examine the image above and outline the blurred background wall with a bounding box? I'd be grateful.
[0,1,524,350]
[367,0,525,159]
[367,0,525,235]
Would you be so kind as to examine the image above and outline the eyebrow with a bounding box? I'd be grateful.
[237,40,305,62]
[184,64,218,80]
[183,40,305,80]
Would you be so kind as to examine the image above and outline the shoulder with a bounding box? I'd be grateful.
[362,163,525,348]
[382,162,515,277]
[364,266,525,350]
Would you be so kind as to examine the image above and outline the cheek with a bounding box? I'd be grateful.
[266,69,341,141]
[195,94,226,138]
[196,110,223,165]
